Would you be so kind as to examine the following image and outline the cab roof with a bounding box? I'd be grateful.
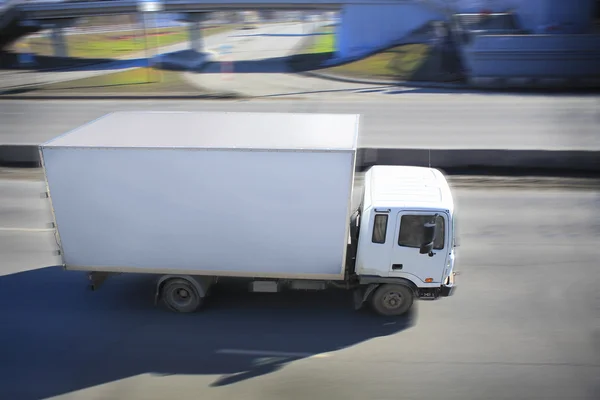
[363,165,454,214]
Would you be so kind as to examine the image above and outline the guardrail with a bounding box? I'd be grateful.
[461,33,600,87]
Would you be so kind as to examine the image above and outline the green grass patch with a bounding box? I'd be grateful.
[328,44,431,80]
[291,28,432,80]
[18,26,235,59]
[288,28,335,71]
[36,67,200,94]
[305,28,335,54]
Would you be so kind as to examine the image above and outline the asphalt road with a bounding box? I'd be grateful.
[0,97,599,149]
[0,170,599,400]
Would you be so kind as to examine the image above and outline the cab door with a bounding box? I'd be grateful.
[390,211,449,284]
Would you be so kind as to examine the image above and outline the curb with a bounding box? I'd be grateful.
[3,145,599,176]
[301,69,600,93]
[299,69,466,89]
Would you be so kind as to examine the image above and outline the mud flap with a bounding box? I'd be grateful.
[353,284,379,310]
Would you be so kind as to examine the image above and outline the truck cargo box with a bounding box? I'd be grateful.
[40,111,360,280]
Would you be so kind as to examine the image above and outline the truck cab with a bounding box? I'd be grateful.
[354,165,457,300]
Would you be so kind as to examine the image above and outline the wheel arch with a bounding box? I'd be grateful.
[359,276,420,298]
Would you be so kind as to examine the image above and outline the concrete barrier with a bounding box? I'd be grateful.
[462,34,600,89]
[356,148,600,173]
[0,145,40,167]
[3,144,599,175]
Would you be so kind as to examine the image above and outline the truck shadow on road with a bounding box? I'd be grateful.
[0,266,415,400]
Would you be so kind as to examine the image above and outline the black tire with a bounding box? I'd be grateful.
[370,284,414,317]
[161,278,203,313]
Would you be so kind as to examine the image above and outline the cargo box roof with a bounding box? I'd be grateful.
[41,111,360,151]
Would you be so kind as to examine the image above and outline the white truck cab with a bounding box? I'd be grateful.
[351,165,457,310]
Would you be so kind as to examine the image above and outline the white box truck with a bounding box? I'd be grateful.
[39,111,457,316]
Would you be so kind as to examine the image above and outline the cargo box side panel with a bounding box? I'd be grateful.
[41,147,355,278]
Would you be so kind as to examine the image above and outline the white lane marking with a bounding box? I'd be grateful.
[0,227,55,232]
[216,349,331,359]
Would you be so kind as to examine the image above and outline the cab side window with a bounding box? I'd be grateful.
[371,214,388,244]
[398,215,445,250]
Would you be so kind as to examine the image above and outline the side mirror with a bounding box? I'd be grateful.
[419,242,434,255]
[419,218,437,255]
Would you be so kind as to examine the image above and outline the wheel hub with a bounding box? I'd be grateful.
[383,292,403,309]
[169,286,193,307]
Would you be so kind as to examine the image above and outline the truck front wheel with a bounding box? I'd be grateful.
[370,284,414,316]
[161,278,203,313]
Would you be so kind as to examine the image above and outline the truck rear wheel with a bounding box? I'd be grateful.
[370,284,414,316]
[161,278,203,313]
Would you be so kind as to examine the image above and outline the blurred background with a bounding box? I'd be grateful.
[0,0,599,399]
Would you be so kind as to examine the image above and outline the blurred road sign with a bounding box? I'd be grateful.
[18,53,36,67]
[138,0,163,13]
[218,44,233,55]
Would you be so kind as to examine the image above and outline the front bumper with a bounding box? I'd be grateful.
[440,272,457,297]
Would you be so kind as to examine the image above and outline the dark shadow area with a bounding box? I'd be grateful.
[0,9,41,53]
[1,51,113,71]
[0,51,149,72]
[404,44,464,83]
[0,266,413,400]
[287,51,335,72]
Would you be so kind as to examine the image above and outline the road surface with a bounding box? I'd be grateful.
[0,97,598,149]
[0,169,598,400]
